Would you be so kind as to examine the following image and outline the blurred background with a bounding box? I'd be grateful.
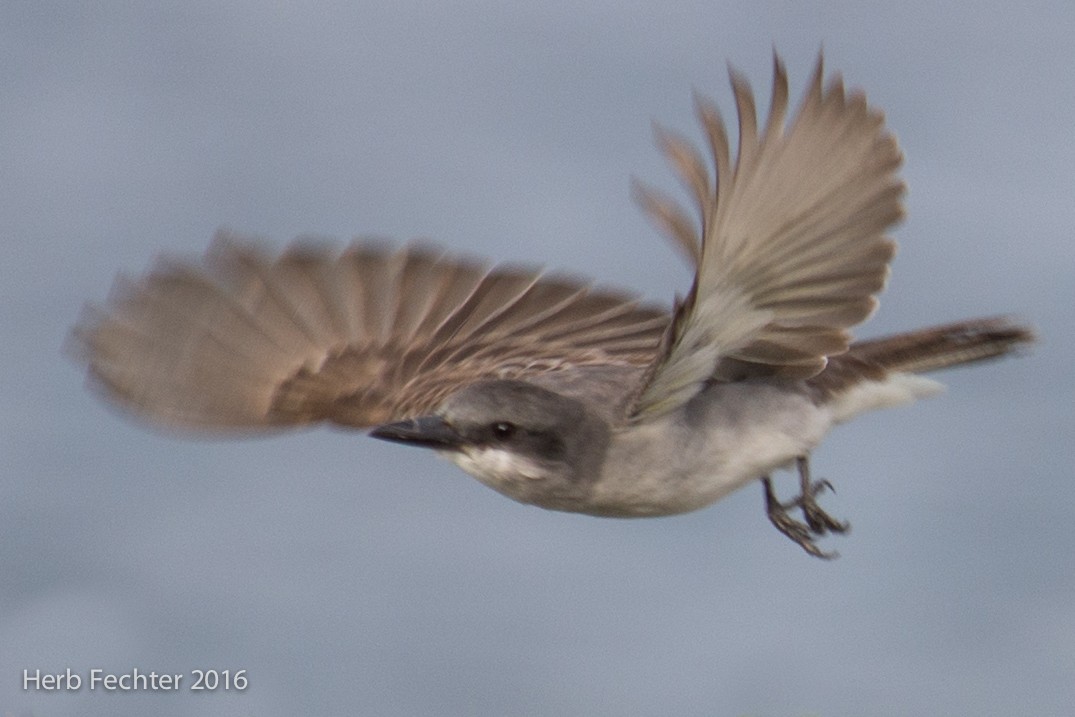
[2,2,1072,715]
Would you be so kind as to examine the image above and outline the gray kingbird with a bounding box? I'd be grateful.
[69,54,1033,557]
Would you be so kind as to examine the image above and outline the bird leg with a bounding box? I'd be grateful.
[763,456,849,559]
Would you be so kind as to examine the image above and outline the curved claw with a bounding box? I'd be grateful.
[762,457,850,559]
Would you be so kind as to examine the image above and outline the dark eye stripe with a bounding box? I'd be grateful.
[491,422,516,440]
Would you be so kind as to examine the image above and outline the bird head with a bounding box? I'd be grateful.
[370,379,610,510]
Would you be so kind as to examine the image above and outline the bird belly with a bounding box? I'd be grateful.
[590,382,830,517]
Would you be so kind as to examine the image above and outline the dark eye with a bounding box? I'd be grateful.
[490,422,517,441]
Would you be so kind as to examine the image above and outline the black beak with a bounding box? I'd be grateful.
[369,415,463,450]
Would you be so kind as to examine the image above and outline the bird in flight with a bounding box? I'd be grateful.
[70,54,1032,557]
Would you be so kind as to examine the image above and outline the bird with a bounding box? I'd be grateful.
[69,53,1033,558]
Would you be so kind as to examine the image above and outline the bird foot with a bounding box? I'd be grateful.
[763,457,849,559]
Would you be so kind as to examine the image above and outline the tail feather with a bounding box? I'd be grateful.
[809,316,1034,407]
[846,316,1034,374]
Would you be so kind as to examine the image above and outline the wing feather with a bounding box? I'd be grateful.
[632,52,903,418]
[72,52,904,433]
[69,231,669,432]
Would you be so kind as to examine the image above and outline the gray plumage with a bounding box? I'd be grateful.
[68,53,1033,556]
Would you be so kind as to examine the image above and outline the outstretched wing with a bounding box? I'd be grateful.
[69,231,669,432]
[630,53,903,419]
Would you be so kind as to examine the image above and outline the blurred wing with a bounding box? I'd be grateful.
[630,53,902,419]
[69,231,669,432]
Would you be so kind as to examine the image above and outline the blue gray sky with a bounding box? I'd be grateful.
[3,2,1073,716]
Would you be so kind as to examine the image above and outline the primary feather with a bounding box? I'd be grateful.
[631,53,903,420]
